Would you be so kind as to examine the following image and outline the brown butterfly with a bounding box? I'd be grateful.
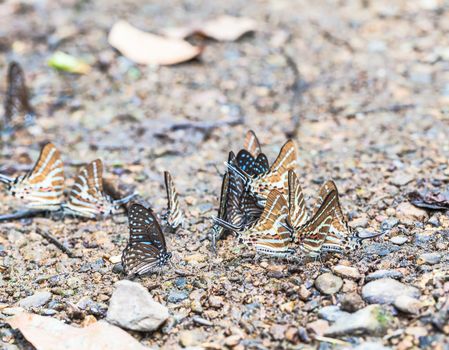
[312,181,383,254]
[2,62,35,130]
[0,143,65,211]
[228,139,298,205]
[286,170,309,230]
[164,171,184,229]
[295,189,336,258]
[63,159,135,219]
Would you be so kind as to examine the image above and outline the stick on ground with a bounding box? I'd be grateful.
[36,227,78,258]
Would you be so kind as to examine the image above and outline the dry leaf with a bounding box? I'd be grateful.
[108,20,202,65]
[7,312,150,350]
[162,15,257,42]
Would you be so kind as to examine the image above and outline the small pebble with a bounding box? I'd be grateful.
[315,273,343,295]
[417,252,441,265]
[390,236,408,245]
[332,265,361,280]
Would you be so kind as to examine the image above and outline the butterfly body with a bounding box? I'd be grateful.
[122,203,172,276]
[4,143,65,211]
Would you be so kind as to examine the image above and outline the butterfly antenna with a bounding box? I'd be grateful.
[212,216,242,232]
[113,192,138,205]
[0,173,14,184]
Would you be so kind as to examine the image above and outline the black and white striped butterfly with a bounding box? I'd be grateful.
[164,171,184,230]
[122,203,172,276]
[2,62,35,131]
[63,159,135,219]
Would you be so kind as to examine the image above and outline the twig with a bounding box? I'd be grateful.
[314,336,350,346]
[36,227,78,258]
[0,209,46,222]
[168,116,244,134]
[348,103,416,117]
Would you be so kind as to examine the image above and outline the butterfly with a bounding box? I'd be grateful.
[286,170,309,230]
[63,159,135,219]
[312,180,383,254]
[294,189,336,258]
[0,143,65,211]
[214,189,294,257]
[122,203,172,276]
[243,129,262,158]
[164,171,184,229]
[228,139,298,205]
[2,61,35,130]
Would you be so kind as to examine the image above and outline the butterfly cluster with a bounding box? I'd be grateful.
[0,143,135,218]
[210,131,382,260]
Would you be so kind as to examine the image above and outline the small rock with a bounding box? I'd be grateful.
[315,273,343,295]
[106,280,169,332]
[366,270,403,281]
[192,316,213,326]
[417,252,441,265]
[2,307,25,316]
[390,236,408,245]
[208,295,224,308]
[362,278,421,304]
[396,202,428,222]
[285,327,299,342]
[393,295,423,314]
[179,330,204,347]
[306,320,329,336]
[224,334,241,346]
[349,215,369,228]
[18,291,52,309]
[325,305,392,337]
[332,265,361,280]
[298,285,311,301]
[427,215,440,227]
[318,305,350,322]
[270,324,288,340]
[381,218,398,231]
[167,290,189,303]
[340,293,365,312]
[390,174,414,187]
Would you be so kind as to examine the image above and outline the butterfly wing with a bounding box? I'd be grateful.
[251,140,298,201]
[299,190,337,257]
[242,190,293,256]
[287,170,308,230]
[65,159,108,218]
[243,130,262,158]
[3,62,34,127]
[12,143,65,210]
[164,171,184,229]
[122,204,170,276]
[314,180,350,241]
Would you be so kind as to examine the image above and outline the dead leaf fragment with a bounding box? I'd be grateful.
[162,15,257,42]
[108,20,202,65]
[7,312,150,350]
